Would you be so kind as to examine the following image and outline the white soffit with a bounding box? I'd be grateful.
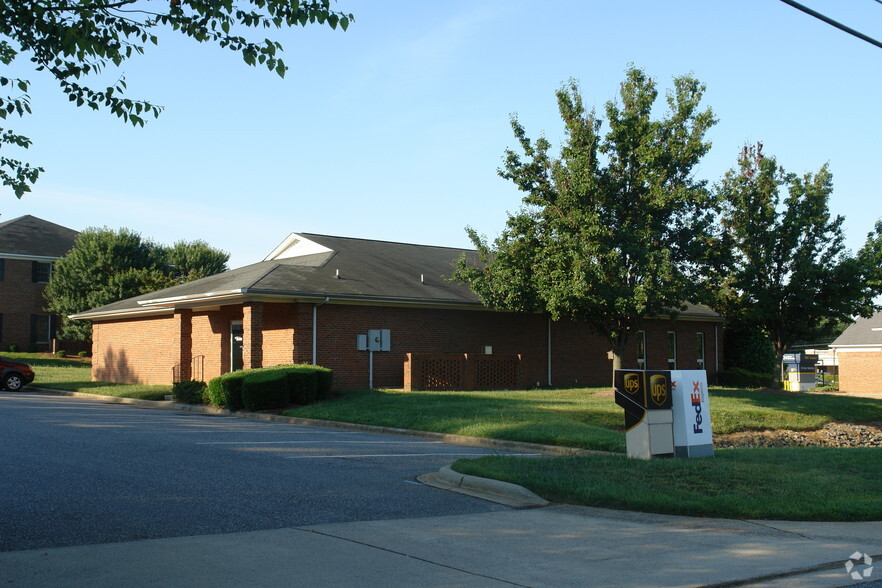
[264,233,334,261]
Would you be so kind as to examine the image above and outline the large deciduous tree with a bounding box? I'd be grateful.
[454,67,717,380]
[0,0,352,198]
[44,227,229,340]
[710,143,882,383]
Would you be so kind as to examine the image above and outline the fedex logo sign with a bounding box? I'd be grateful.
[691,381,704,434]
[671,370,713,450]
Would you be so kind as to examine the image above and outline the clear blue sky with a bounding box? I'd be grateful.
[3,0,881,268]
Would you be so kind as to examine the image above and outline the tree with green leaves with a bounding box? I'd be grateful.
[454,67,717,380]
[44,227,229,340]
[0,0,352,198]
[710,143,882,383]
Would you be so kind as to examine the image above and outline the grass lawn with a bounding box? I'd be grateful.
[4,352,170,400]
[452,448,882,521]
[286,386,882,452]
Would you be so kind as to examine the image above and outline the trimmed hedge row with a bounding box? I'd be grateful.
[207,364,333,411]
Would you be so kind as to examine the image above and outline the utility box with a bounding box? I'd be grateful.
[367,329,391,352]
[614,370,674,459]
[670,370,714,458]
[615,369,714,459]
[782,353,818,392]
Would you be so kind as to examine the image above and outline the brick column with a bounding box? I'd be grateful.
[243,302,263,370]
[176,309,193,381]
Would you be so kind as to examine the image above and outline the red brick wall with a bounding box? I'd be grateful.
[92,314,178,385]
[90,301,723,390]
[0,258,56,351]
[191,306,241,382]
[838,351,882,394]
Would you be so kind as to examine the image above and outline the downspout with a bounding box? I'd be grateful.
[547,316,552,387]
[714,324,719,384]
[312,297,330,365]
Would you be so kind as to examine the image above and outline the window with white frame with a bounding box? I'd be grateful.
[696,332,706,369]
[667,331,677,370]
[637,331,646,368]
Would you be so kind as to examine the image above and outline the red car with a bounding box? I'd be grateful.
[0,357,35,391]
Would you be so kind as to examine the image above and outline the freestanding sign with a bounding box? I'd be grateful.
[615,369,713,459]
[614,370,674,459]
[670,370,714,458]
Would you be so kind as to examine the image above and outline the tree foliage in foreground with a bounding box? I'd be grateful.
[45,227,229,341]
[454,66,717,375]
[0,0,352,198]
[710,143,882,380]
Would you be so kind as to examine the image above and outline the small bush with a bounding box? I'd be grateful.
[287,369,318,405]
[241,371,290,411]
[55,350,66,357]
[313,366,333,400]
[173,380,206,404]
[7,343,18,352]
[77,351,88,357]
[207,372,248,410]
[717,367,774,389]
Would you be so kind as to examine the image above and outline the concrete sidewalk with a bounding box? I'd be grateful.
[2,505,879,587]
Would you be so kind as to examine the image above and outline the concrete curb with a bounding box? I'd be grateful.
[417,466,550,509]
[19,387,604,458]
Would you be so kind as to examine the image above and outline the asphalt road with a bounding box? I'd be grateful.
[0,392,524,552]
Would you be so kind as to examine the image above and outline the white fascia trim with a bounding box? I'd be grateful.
[70,307,175,321]
[831,345,882,352]
[0,253,59,262]
[136,289,245,306]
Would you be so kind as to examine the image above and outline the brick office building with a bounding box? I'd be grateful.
[830,314,882,394]
[72,233,724,390]
[0,215,79,352]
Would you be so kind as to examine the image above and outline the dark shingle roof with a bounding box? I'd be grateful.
[831,314,882,348]
[72,232,723,322]
[0,215,78,258]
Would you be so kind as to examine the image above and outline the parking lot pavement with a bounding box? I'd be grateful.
[0,392,538,552]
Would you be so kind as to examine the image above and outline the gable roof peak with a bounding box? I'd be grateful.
[264,232,335,261]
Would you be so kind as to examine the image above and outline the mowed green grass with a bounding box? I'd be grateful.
[452,447,882,521]
[4,352,170,400]
[287,387,627,452]
[287,386,882,452]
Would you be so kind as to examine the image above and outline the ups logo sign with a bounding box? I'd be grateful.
[649,374,668,407]
[623,373,641,395]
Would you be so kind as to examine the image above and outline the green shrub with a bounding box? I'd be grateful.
[55,350,66,357]
[7,343,18,352]
[718,367,774,389]
[241,371,290,411]
[724,325,776,373]
[313,366,333,400]
[172,380,206,404]
[77,351,88,357]
[207,365,333,409]
[207,372,248,410]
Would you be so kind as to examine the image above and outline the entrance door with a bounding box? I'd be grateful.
[231,321,244,372]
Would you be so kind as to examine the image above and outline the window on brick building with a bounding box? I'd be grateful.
[667,331,677,370]
[0,313,3,342]
[0,258,5,280]
[636,331,646,368]
[32,261,52,283]
[30,314,52,345]
[696,332,705,369]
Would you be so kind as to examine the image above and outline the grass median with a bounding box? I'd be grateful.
[5,352,170,400]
